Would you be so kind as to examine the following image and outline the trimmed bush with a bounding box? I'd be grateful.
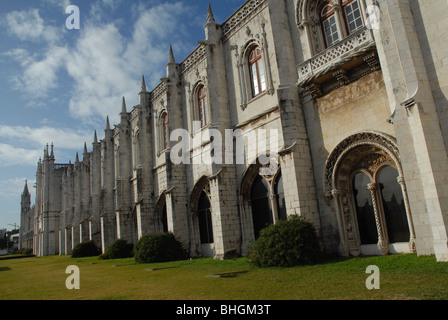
[71,240,100,258]
[134,232,186,263]
[250,215,322,267]
[100,239,134,259]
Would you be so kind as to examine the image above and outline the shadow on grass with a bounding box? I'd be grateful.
[206,270,249,278]
[145,266,180,271]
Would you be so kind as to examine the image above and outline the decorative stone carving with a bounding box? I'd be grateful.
[297,27,377,89]
[180,45,206,77]
[353,153,390,176]
[332,69,350,86]
[222,0,267,36]
[323,131,401,199]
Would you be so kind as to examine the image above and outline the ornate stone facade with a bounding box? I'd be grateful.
[22,0,448,262]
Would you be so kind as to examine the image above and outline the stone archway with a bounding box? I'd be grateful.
[324,131,416,256]
[189,176,214,257]
[240,162,284,245]
[155,193,168,233]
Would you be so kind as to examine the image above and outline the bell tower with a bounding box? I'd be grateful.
[19,180,31,250]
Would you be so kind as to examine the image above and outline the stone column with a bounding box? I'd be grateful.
[397,175,416,253]
[331,189,350,257]
[367,183,388,255]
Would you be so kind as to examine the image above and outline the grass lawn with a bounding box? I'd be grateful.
[0,253,447,300]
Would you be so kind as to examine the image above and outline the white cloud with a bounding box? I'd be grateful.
[4,46,69,98]
[0,125,93,151]
[65,22,135,121]
[4,48,33,67]
[4,2,195,124]
[65,2,191,122]
[0,177,36,229]
[5,8,61,43]
[0,177,36,199]
[43,0,71,12]
[20,46,69,97]
[4,8,68,97]
[101,0,123,9]
[0,143,41,168]
[0,125,95,168]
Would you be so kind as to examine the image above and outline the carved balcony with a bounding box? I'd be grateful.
[297,27,379,98]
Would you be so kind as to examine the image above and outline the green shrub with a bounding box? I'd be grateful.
[71,240,100,258]
[250,215,322,267]
[134,232,187,263]
[100,239,134,259]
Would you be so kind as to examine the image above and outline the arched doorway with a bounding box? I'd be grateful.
[198,191,213,244]
[189,177,215,257]
[155,193,168,233]
[353,172,378,245]
[251,175,272,239]
[160,203,168,233]
[324,132,415,256]
[274,173,287,222]
[241,164,286,242]
[377,166,410,244]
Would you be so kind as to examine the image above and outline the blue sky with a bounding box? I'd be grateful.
[0,0,245,230]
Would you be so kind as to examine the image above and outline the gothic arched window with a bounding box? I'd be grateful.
[160,111,169,150]
[324,133,415,256]
[342,0,364,35]
[351,165,411,251]
[274,173,287,222]
[250,175,273,239]
[377,166,410,243]
[353,172,378,245]
[320,2,340,47]
[304,0,366,51]
[248,45,267,97]
[198,191,213,244]
[197,85,209,128]
[161,202,168,233]
[133,131,140,167]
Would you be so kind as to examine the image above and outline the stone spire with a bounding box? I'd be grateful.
[93,130,98,144]
[121,96,127,114]
[44,144,49,160]
[166,45,179,79]
[121,96,128,124]
[106,116,111,130]
[204,2,219,43]
[50,143,55,161]
[168,45,176,64]
[140,75,147,93]
[22,179,30,197]
[206,3,215,24]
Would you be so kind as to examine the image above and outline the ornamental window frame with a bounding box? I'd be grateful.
[197,84,209,128]
[158,110,169,153]
[191,82,210,130]
[240,163,285,242]
[248,45,267,97]
[298,0,368,54]
[320,2,340,48]
[349,163,412,255]
[342,0,365,35]
[323,132,416,257]
[237,36,274,111]
[132,130,141,168]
